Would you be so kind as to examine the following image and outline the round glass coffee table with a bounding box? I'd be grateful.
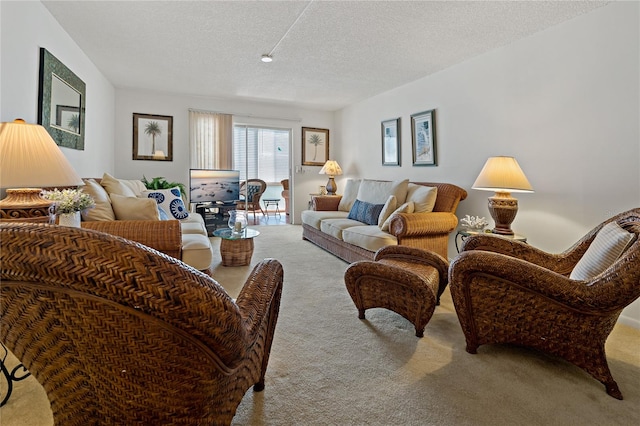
[213,228,260,266]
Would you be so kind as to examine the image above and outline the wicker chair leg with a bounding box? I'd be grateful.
[605,381,622,400]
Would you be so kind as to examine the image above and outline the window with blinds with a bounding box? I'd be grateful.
[233,126,290,183]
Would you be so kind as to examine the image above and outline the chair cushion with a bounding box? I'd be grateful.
[342,225,398,252]
[142,187,189,220]
[406,184,437,213]
[110,194,160,221]
[347,199,385,225]
[570,221,635,281]
[181,233,213,271]
[81,178,116,221]
[246,184,261,202]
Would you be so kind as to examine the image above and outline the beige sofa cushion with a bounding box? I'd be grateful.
[301,210,349,229]
[377,195,397,225]
[356,179,409,205]
[338,179,362,212]
[406,184,438,213]
[81,178,116,221]
[320,218,366,240]
[342,225,398,252]
[101,173,137,197]
[110,194,160,220]
[380,201,415,232]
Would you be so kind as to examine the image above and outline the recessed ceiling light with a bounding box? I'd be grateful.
[261,54,273,63]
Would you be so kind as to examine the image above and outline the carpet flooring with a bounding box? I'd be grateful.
[1,224,639,425]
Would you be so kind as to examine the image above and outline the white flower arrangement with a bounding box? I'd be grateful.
[460,215,489,231]
[41,188,95,214]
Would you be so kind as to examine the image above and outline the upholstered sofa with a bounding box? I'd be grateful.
[301,179,467,263]
[78,173,213,272]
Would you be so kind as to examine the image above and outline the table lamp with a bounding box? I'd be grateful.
[472,156,533,235]
[319,160,342,195]
[0,119,84,221]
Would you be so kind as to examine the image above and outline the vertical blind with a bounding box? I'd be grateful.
[233,126,290,183]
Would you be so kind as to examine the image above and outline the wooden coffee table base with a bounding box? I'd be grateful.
[219,238,254,266]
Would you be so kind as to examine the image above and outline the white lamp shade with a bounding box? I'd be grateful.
[0,119,83,188]
[319,160,343,176]
[472,156,533,193]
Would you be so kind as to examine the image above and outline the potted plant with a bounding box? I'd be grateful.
[41,188,95,227]
[141,176,187,202]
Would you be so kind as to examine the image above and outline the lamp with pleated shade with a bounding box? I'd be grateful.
[472,156,533,235]
[319,160,343,195]
[0,119,83,221]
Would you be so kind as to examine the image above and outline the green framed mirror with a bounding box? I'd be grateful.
[38,48,86,150]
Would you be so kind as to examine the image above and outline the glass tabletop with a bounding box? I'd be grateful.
[213,227,260,240]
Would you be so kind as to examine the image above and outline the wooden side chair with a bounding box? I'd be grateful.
[237,179,267,220]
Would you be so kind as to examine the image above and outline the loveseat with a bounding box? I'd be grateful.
[78,173,213,272]
[301,179,467,263]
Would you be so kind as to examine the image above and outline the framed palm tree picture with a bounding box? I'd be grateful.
[302,127,329,166]
[133,113,173,161]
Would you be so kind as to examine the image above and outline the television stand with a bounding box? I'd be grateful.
[195,202,238,236]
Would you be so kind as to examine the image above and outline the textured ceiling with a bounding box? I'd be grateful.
[42,1,608,111]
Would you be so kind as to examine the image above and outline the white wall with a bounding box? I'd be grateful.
[114,89,334,223]
[334,2,640,327]
[0,1,115,177]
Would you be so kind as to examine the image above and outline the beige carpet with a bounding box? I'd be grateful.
[1,224,639,425]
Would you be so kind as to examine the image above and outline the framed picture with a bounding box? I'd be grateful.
[411,109,437,166]
[381,118,401,166]
[302,127,329,166]
[38,48,86,150]
[133,113,173,161]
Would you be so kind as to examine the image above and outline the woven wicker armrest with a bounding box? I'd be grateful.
[374,245,449,297]
[389,212,458,237]
[461,234,583,275]
[450,250,618,313]
[82,220,182,260]
[311,195,342,211]
[236,258,284,338]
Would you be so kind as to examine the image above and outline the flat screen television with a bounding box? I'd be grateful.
[189,169,240,204]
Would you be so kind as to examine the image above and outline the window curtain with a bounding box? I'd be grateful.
[189,110,233,169]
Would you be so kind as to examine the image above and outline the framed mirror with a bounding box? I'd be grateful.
[38,48,86,150]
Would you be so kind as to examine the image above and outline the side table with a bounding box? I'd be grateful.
[262,198,281,217]
[455,229,527,253]
[213,228,260,266]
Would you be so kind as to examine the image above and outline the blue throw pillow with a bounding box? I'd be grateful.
[142,187,189,220]
[347,199,385,225]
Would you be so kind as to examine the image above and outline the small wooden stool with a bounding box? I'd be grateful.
[344,246,449,337]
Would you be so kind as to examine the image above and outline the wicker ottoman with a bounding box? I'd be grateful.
[344,246,449,337]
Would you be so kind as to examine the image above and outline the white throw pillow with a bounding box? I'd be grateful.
[377,195,397,226]
[406,184,438,213]
[380,201,415,232]
[141,187,189,220]
[570,221,635,281]
[110,194,160,221]
[356,179,409,205]
[338,179,362,212]
[81,178,115,221]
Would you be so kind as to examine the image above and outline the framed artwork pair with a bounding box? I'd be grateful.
[381,109,437,167]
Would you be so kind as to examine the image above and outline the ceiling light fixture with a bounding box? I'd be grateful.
[260,0,315,63]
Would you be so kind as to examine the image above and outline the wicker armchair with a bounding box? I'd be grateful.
[449,208,640,399]
[0,223,283,425]
[237,179,267,220]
